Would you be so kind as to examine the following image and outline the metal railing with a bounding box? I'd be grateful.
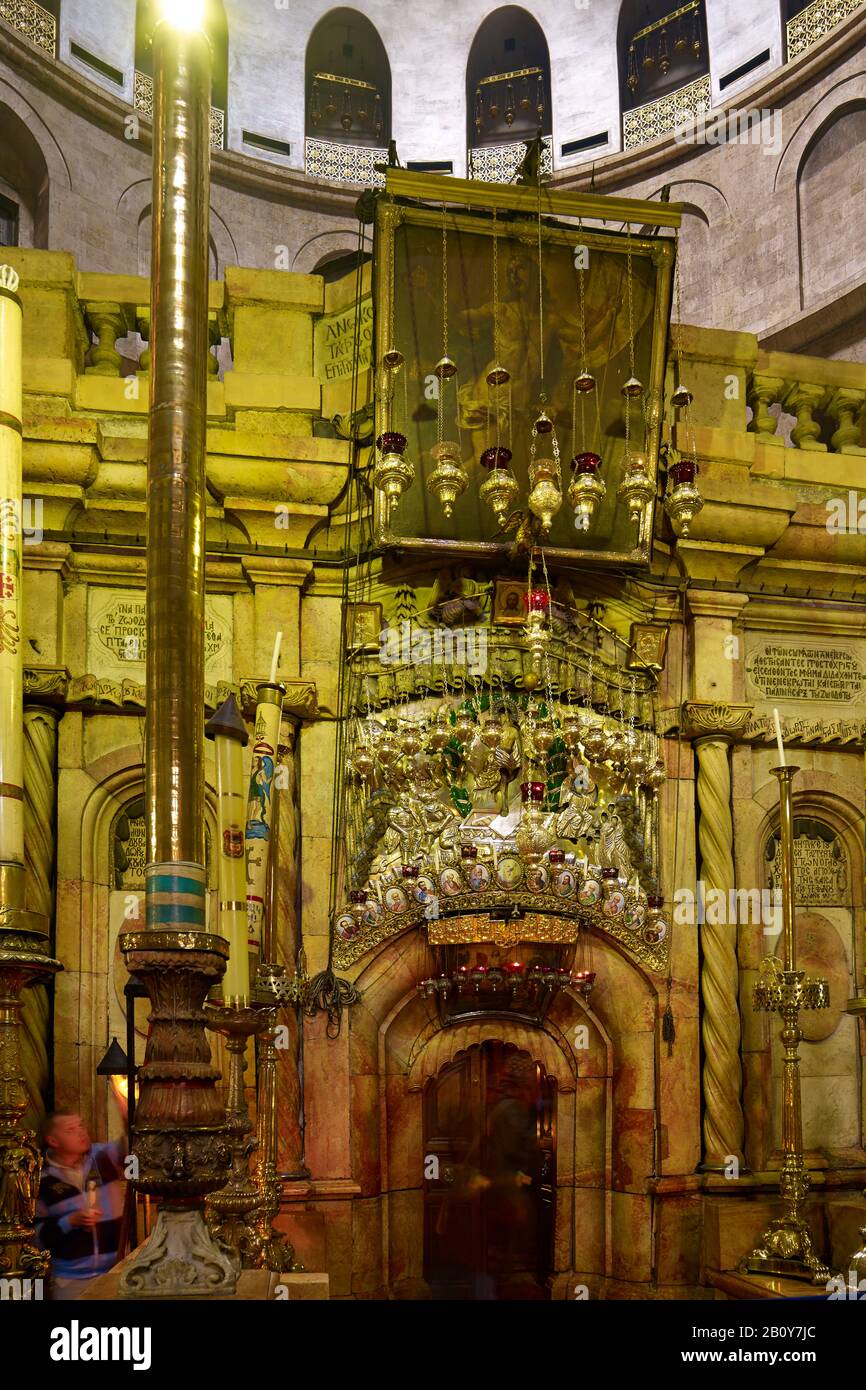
[468,133,552,183]
[0,0,56,56]
[304,136,387,187]
[623,72,711,150]
[786,0,863,61]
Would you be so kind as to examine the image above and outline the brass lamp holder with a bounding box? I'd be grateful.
[0,865,61,1283]
[203,988,277,1267]
[738,766,834,1285]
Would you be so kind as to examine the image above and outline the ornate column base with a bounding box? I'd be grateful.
[739,1203,833,1286]
[119,1206,239,1298]
[0,877,62,1283]
[119,929,236,1297]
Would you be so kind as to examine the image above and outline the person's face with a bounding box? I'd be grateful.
[47,1114,91,1157]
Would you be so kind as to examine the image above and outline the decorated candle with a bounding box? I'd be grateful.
[205,694,250,1003]
[0,265,24,884]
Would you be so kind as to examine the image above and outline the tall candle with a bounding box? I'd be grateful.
[245,677,284,964]
[772,708,786,767]
[205,694,250,1003]
[269,630,283,685]
[0,265,24,886]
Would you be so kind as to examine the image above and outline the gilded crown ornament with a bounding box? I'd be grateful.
[374,431,415,507]
[0,264,20,293]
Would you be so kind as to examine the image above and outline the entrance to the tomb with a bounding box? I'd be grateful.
[422,1040,556,1300]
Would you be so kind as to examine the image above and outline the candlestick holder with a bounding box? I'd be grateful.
[204,988,276,1266]
[0,873,61,1283]
[247,962,299,1271]
[739,766,834,1285]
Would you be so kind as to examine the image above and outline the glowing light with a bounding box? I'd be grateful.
[156,0,207,31]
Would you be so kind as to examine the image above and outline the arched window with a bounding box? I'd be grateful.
[466,6,551,179]
[0,103,50,248]
[618,0,709,115]
[134,0,228,149]
[305,9,391,148]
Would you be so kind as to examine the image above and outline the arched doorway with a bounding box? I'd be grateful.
[423,1039,555,1300]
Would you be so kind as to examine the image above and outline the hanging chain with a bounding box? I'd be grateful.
[536,180,545,396]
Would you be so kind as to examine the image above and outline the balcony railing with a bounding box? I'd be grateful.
[623,72,711,150]
[304,136,387,187]
[133,70,225,150]
[786,0,863,60]
[0,0,56,56]
[468,133,553,183]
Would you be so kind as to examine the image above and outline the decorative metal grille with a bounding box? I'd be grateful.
[468,134,553,183]
[304,136,387,187]
[622,72,711,150]
[133,70,225,150]
[0,0,56,55]
[133,68,154,118]
[787,0,863,60]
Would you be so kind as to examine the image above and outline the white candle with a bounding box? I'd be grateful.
[269,630,283,685]
[772,708,786,766]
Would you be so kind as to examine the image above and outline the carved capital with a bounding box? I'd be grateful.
[681,701,753,743]
[240,677,318,722]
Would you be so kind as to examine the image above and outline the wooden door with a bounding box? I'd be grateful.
[423,1041,555,1299]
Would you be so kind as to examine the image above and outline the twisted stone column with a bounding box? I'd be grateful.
[684,701,752,1170]
[20,706,59,1129]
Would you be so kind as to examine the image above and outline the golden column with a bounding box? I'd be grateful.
[118,0,236,1297]
[683,700,752,1170]
[0,262,61,1283]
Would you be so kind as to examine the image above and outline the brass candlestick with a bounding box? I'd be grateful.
[739,765,834,1284]
[204,993,275,1266]
[249,961,298,1271]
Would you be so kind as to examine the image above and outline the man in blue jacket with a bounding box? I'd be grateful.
[36,1110,127,1298]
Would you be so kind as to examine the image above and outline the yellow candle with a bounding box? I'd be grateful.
[772,708,786,767]
[206,694,250,1003]
[245,681,284,962]
[0,264,24,874]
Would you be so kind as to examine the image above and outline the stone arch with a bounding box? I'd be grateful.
[340,918,660,1297]
[742,769,865,1166]
[132,200,236,278]
[55,743,220,1138]
[305,7,392,147]
[648,180,728,327]
[466,5,551,153]
[797,100,866,307]
[0,81,72,247]
[290,225,371,275]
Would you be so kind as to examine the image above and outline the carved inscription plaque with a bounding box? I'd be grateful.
[768,828,848,906]
[747,642,864,704]
[315,295,373,382]
[87,589,233,684]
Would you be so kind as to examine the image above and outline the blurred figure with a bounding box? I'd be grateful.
[485,1055,543,1299]
[36,1110,127,1299]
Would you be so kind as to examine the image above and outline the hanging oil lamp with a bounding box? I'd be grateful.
[480,216,519,526]
[658,27,670,75]
[516,781,553,864]
[474,87,483,135]
[642,38,654,70]
[373,92,383,141]
[664,457,703,535]
[528,411,562,536]
[691,10,702,59]
[671,380,693,409]
[480,446,519,524]
[523,584,551,687]
[520,74,531,111]
[325,85,337,118]
[617,451,654,525]
[374,430,414,508]
[505,81,515,126]
[569,452,605,531]
[428,440,468,518]
[535,73,545,119]
[310,78,322,127]
[340,85,352,131]
[627,43,639,93]
[428,209,468,518]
